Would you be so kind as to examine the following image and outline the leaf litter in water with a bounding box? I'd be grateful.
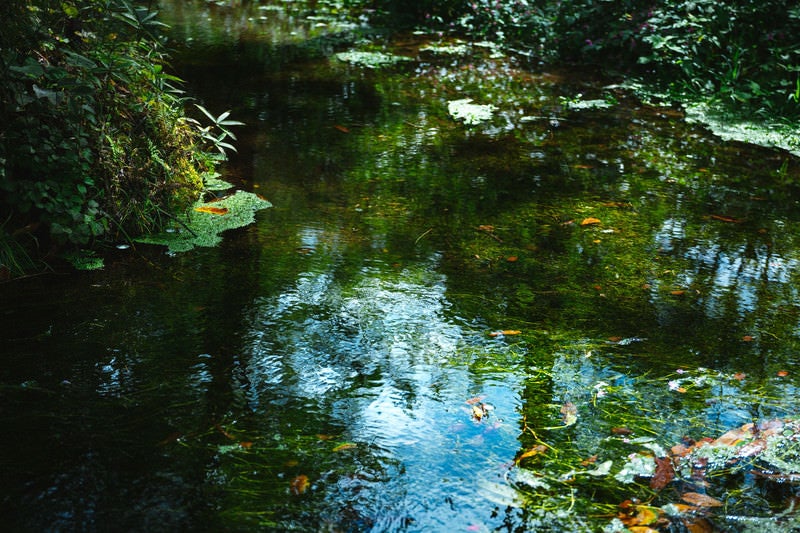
[560,402,577,426]
[290,474,309,496]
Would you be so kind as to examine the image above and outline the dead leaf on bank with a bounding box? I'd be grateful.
[580,217,601,226]
[681,492,723,508]
[195,205,229,215]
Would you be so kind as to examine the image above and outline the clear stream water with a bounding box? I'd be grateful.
[3,1,800,531]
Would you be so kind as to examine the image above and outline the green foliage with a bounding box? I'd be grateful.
[368,0,800,119]
[0,0,230,271]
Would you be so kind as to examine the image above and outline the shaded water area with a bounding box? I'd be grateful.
[5,1,800,531]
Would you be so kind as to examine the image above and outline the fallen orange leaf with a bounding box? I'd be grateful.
[742,335,754,342]
[681,492,723,508]
[733,372,746,380]
[489,330,521,337]
[333,124,350,133]
[195,205,229,215]
[777,370,789,377]
[517,444,548,462]
[239,441,253,449]
[581,217,601,226]
[332,443,357,452]
[670,290,686,296]
[506,256,518,262]
[290,474,309,495]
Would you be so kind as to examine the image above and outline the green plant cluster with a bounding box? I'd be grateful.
[0,0,226,274]
[370,0,800,119]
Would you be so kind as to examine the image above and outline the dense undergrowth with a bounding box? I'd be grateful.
[0,0,230,278]
[374,0,800,120]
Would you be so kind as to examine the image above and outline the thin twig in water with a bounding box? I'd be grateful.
[415,227,434,244]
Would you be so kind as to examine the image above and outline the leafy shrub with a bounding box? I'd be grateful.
[0,0,219,254]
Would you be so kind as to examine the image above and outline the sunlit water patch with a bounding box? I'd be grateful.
[233,253,528,530]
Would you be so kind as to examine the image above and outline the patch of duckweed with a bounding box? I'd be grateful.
[447,98,497,125]
[136,190,271,253]
[685,102,800,157]
[203,171,235,191]
[65,250,104,270]
[420,42,471,56]
[560,93,616,111]
[334,50,412,68]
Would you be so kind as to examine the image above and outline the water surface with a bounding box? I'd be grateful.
[3,1,800,531]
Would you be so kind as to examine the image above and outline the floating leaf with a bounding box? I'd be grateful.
[580,217,601,226]
[489,330,521,337]
[681,492,723,508]
[560,402,578,426]
[239,441,253,449]
[332,443,357,452]
[472,403,488,421]
[333,124,350,133]
[742,335,754,342]
[585,460,613,476]
[506,256,518,262]
[709,214,742,223]
[447,98,496,125]
[777,370,789,377]
[618,500,661,527]
[650,456,675,490]
[194,205,229,215]
[517,444,548,463]
[290,474,309,495]
[733,372,746,381]
[670,290,686,296]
